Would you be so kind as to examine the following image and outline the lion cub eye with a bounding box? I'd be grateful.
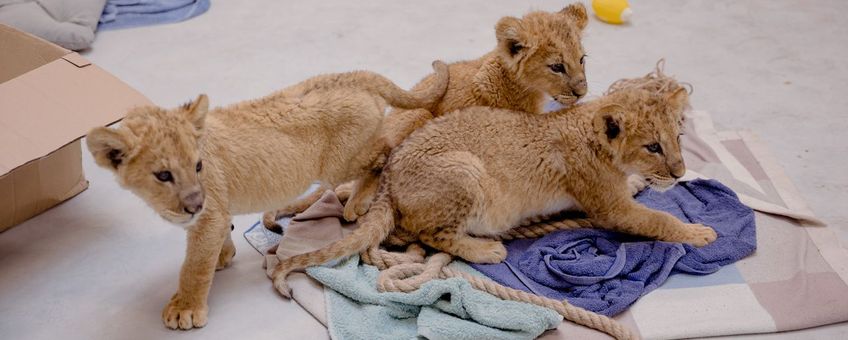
[154,171,173,182]
[196,161,202,172]
[580,54,587,65]
[645,143,663,154]
[549,63,566,74]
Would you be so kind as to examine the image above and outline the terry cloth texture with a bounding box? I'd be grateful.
[307,256,562,340]
[472,179,757,316]
[263,190,562,339]
[98,0,209,31]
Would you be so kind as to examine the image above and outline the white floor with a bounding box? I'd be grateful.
[1,1,847,339]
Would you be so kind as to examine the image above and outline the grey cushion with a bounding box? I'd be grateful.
[0,0,107,50]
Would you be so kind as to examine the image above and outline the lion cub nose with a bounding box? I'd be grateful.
[571,79,588,97]
[181,190,204,214]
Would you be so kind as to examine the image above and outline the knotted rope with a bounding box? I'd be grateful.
[606,58,692,96]
[359,217,639,340]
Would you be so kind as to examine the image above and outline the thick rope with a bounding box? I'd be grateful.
[606,58,692,96]
[360,242,638,340]
[360,243,425,269]
[495,218,594,241]
[443,267,636,340]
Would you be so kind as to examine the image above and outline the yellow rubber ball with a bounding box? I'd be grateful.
[592,0,632,24]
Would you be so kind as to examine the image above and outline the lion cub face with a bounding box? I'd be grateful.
[495,3,590,105]
[87,95,210,226]
[593,89,690,190]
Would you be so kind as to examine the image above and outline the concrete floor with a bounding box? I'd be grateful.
[1,0,846,339]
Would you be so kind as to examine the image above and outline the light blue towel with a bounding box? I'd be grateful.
[306,255,562,340]
[98,0,210,31]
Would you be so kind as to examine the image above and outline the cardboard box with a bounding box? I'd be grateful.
[0,24,152,232]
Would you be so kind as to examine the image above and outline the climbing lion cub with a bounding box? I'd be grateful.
[263,3,591,227]
[86,62,449,330]
[270,69,718,296]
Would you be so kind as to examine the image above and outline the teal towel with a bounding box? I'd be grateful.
[306,255,562,340]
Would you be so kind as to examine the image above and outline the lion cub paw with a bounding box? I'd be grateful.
[461,242,508,264]
[342,198,372,222]
[335,183,354,202]
[342,202,361,222]
[217,238,236,271]
[262,211,284,233]
[627,174,649,196]
[162,295,208,330]
[682,223,718,247]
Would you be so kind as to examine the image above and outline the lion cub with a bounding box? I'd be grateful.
[86,62,448,329]
[270,71,718,296]
[263,3,591,227]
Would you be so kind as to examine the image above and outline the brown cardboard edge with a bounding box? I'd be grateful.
[62,53,92,68]
[0,24,71,83]
[0,179,88,233]
[0,24,70,54]
[0,51,151,177]
[1,118,125,178]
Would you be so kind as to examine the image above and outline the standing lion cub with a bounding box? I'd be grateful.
[270,69,718,296]
[86,62,448,329]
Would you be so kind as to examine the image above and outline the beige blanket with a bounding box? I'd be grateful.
[262,110,848,339]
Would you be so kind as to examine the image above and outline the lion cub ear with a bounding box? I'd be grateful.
[666,88,690,115]
[183,94,209,130]
[592,105,626,147]
[559,3,589,30]
[495,16,529,59]
[87,127,134,171]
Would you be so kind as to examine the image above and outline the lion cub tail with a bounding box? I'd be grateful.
[289,61,448,110]
[271,187,396,298]
[374,60,449,110]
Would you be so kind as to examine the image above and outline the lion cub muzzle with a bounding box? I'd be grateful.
[554,76,588,105]
[570,76,588,97]
[180,188,205,215]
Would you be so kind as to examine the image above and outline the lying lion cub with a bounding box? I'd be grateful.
[271,70,718,296]
[263,3,592,227]
[86,62,449,329]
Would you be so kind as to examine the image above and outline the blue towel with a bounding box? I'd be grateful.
[306,255,562,340]
[471,179,756,316]
[98,0,210,31]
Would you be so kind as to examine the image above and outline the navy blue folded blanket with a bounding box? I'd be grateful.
[470,179,756,317]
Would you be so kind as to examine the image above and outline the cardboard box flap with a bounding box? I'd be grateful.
[0,24,69,83]
[0,24,153,231]
[62,53,92,68]
[0,29,153,176]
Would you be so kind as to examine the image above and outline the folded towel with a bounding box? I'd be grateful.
[472,179,756,316]
[98,0,209,31]
[307,255,563,340]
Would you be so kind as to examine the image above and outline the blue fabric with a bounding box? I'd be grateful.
[98,0,210,31]
[306,256,562,340]
[471,179,756,316]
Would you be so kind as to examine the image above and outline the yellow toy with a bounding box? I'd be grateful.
[591,0,632,24]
